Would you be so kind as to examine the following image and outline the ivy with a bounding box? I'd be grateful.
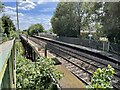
[87,64,115,90]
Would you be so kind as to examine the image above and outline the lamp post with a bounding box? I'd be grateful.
[16,0,19,35]
[88,33,92,40]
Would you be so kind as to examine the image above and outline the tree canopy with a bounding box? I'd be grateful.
[1,15,16,37]
[51,2,83,37]
[51,2,120,43]
[28,23,44,36]
[101,2,120,43]
[0,1,4,12]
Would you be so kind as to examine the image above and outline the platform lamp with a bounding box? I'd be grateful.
[88,26,93,48]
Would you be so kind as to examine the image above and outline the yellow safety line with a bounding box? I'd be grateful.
[0,39,15,87]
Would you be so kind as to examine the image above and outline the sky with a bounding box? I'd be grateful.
[0,0,58,30]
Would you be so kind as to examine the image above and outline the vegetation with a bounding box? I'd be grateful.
[16,42,63,89]
[0,1,4,12]
[51,2,83,37]
[1,15,17,42]
[87,64,115,89]
[102,2,120,43]
[1,15,16,37]
[51,2,120,43]
[28,23,44,36]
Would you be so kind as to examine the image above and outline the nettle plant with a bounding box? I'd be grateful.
[87,64,115,89]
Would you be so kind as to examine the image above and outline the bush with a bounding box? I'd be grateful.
[9,30,18,39]
[87,64,115,89]
[16,56,63,89]
[16,42,63,89]
[2,33,8,42]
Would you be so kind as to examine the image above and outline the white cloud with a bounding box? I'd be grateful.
[37,0,45,4]
[1,0,55,30]
[18,5,34,10]
[5,6,16,11]
[2,0,59,2]
[0,6,24,30]
[2,0,120,2]
[1,7,24,17]
[19,0,36,6]
[39,8,55,12]
[16,14,52,30]
[19,0,36,10]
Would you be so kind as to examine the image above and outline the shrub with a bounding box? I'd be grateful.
[16,42,63,89]
[87,64,115,90]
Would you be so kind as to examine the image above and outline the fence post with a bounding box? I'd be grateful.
[103,41,105,51]
[107,42,110,52]
[45,45,47,57]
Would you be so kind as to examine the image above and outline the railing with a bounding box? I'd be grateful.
[22,35,120,89]
[38,34,120,56]
[20,35,61,89]
[0,39,15,89]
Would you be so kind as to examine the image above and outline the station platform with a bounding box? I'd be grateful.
[77,44,120,62]
[27,38,86,89]
[34,36,120,64]
[0,40,14,77]
[0,39,15,88]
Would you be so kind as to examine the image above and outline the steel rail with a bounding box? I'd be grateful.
[29,36,120,89]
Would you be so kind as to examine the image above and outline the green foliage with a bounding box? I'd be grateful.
[16,41,63,89]
[1,15,16,37]
[28,23,44,36]
[87,64,115,89]
[9,30,18,39]
[48,28,53,33]
[2,33,8,42]
[0,1,4,12]
[15,41,24,55]
[21,29,28,35]
[52,2,120,43]
[0,18,4,33]
[101,2,120,43]
[51,2,83,37]
[0,14,17,43]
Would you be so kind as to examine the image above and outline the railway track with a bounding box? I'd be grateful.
[29,36,120,89]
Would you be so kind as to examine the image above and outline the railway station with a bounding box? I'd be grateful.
[0,1,120,90]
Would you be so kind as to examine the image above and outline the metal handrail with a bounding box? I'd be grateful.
[0,38,15,89]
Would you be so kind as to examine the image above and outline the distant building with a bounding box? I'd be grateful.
[80,30,96,34]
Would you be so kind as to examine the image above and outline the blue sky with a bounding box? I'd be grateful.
[1,0,58,30]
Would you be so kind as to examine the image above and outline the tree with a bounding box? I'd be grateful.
[28,23,44,36]
[1,15,16,37]
[0,1,4,12]
[101,2,120,43]
[51,2,120,43]
[51,2,84,37]
[0,1,4,41]
[0,18,4,33]
[47,28,53,34]
[83,2,104,40]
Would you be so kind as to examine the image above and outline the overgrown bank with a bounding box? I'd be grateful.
[15,41,63,89]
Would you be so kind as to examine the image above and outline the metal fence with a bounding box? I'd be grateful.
[56,36,109,51]
[38,34,120,55]
[0,39,15,89]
